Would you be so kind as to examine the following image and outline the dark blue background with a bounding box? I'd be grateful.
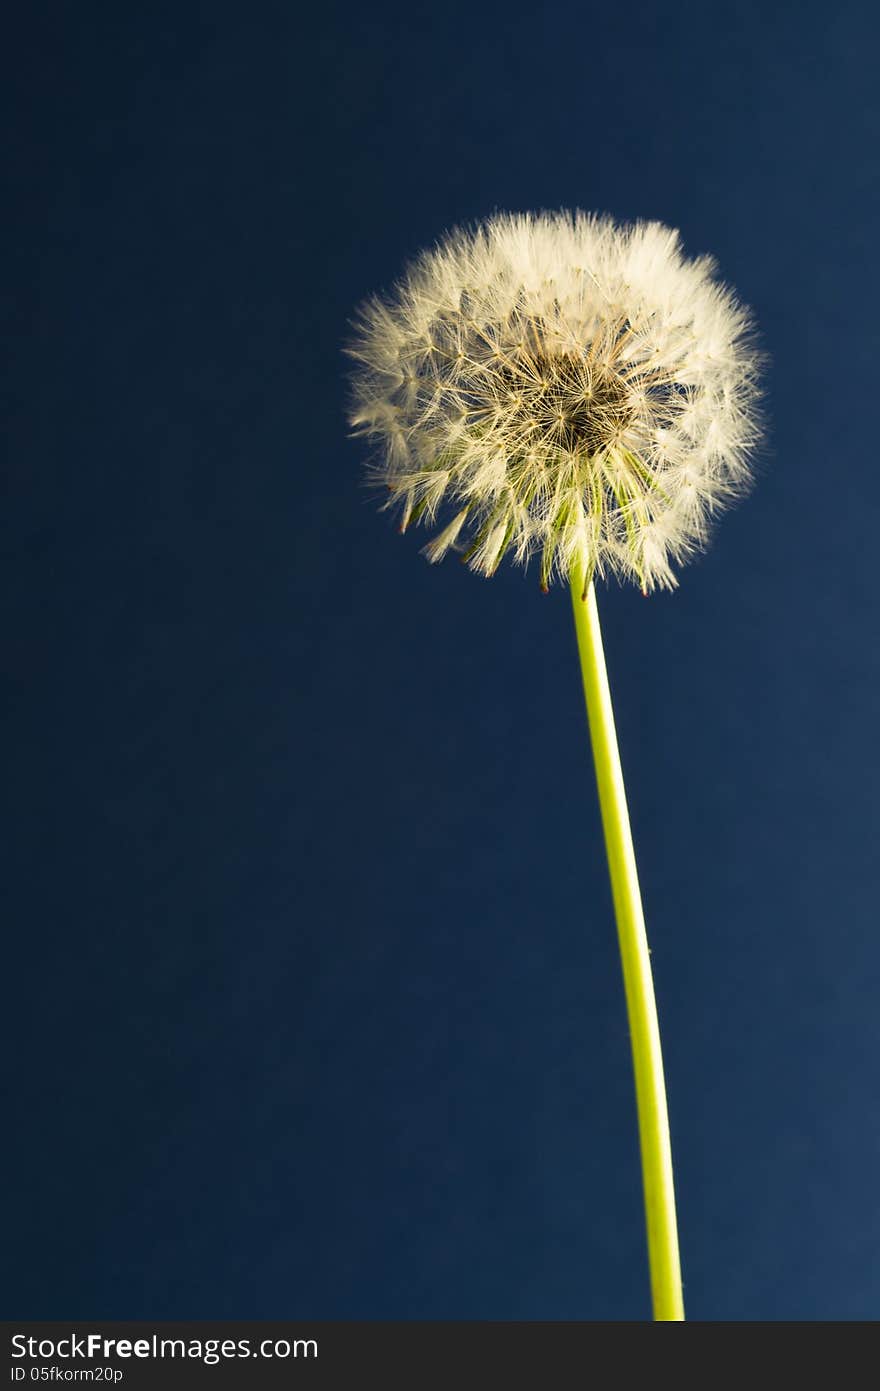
[4,0,879,1320]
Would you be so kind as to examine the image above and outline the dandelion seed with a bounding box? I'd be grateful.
[348,211,762,592]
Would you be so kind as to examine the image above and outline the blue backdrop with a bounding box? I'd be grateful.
[4,0,879,1320]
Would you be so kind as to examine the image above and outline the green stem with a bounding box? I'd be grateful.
[569,568,684,1322]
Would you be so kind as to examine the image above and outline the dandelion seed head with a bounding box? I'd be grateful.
[348,211,763,592]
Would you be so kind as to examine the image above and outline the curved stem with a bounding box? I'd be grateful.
[569,569,684,1321]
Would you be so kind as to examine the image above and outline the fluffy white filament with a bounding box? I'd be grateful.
[348,212,762,593]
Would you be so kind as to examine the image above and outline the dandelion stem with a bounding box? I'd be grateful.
[569,568,684,1321]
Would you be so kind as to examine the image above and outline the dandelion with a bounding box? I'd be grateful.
[348,211,764,1321]
[349,211,761,595]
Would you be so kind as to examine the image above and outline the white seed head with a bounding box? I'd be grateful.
[348,212,763,593]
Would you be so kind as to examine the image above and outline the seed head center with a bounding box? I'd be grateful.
[503,353,633,455]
